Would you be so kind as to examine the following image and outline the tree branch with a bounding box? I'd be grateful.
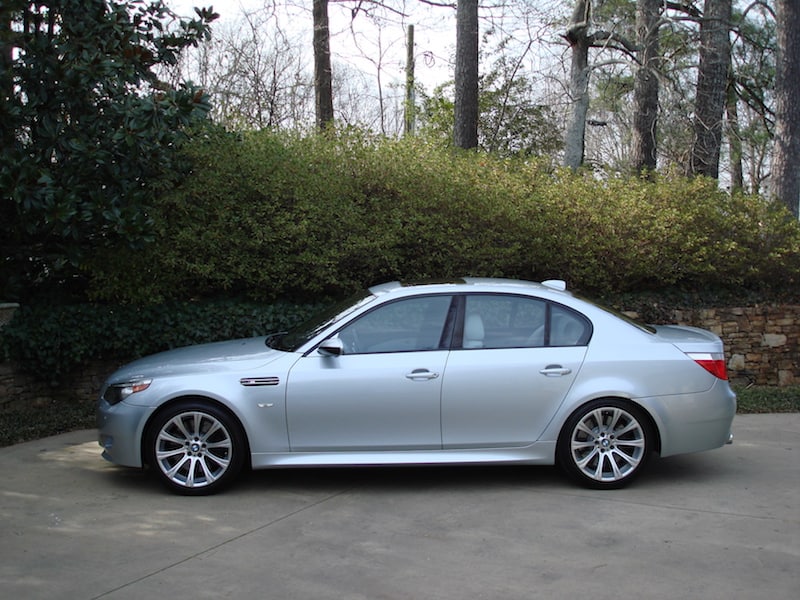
[417,0,457,8]
[591,30,637,52]
[665,1,702,19]
[589,30,639,60]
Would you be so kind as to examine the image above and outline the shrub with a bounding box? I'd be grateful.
[83,128,800,304]
[0,299,323,382]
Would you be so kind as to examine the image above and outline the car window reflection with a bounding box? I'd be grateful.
[463,294,590,349]
[338,295,452,354]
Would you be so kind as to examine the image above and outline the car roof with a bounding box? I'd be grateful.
[368,278,569,297]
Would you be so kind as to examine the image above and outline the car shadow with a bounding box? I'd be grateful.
[98,453,735,497]
[643,451,737,485]
[239,463,567,494]
[239,452,737,494]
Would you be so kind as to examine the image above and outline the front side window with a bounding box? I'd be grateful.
[272,290,377,351]
[337,295,453,354]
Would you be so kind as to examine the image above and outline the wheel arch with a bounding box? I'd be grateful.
[556,396,662,459]
[141,395,252,469]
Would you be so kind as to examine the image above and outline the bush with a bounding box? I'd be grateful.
[0,299,323,383]
[82,128,800,305]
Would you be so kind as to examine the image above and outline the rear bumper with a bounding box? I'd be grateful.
[640,381,736,457]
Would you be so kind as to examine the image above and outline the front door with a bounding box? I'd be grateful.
[286,294,454,451]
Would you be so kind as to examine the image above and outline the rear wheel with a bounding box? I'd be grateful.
[146,401,245,495]
[557,399,652,489]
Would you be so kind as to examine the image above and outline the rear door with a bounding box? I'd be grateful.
[441,294,589,448]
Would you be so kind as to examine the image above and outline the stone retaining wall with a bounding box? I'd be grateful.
[666,305,799,387]
[1,304,798,411]
[0,360,120,412]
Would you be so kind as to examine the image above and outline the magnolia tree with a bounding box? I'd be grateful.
[0,0,217,299]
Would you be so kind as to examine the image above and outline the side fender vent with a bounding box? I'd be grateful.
[240,377,280,387]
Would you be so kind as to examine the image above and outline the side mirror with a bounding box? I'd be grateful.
[318,336,344,357]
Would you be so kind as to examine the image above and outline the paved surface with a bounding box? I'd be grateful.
[0,414,798,600]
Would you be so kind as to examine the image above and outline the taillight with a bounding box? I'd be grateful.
[687,353,728,380]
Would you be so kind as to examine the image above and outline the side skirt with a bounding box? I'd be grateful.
[250,442,556,469]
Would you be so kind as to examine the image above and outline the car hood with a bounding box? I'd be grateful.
[107,337,288,382]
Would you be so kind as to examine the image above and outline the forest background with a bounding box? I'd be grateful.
[1,1,799,414]
[164,0,797,197]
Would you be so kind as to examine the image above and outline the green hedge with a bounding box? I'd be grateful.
[0,300,322,383]
[82,128,800,304]
[7,128,799,382]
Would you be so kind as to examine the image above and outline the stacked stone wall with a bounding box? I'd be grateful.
[667,305,799,387]
[0,360,120,412]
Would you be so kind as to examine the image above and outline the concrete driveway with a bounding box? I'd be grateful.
[0,413,797,600]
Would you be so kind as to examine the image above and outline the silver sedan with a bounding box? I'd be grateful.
[97,278,736,495]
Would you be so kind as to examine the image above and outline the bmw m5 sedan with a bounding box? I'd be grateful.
[97,278,736,495]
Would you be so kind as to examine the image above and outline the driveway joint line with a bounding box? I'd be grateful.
[89,487,352,600]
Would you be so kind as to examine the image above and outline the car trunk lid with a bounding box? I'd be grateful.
[653,325,728,380]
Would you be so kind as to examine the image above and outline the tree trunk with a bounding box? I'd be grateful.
[726,78,743,192]
[454,0,478,149]
[313,0,334,130]
[404,24,415,136]
[563,0,592,169]
[631,0,661,173]
[688,0,732,179]
[772,0,800,218]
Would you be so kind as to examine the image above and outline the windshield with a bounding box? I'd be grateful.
[268,290,377,351]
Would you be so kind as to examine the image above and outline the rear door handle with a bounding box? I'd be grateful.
[406,369,440,381]
[539,365,572,377]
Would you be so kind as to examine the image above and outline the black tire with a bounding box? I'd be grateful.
[557,399,653,490]
[145,400,246,496]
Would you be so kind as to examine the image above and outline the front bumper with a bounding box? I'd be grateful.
[96,399,156,468]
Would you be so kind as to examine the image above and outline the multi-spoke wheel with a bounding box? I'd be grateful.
[558,399,652,489]
[146,401,245,495]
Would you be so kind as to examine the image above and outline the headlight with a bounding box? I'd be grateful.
[102,379,152,405]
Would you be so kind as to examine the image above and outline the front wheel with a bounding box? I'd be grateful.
[146,401,245,495]
[557,399,652,489]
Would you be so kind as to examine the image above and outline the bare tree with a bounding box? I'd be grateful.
[772,0,800,218]
[632,0,661,172]
[454,0,479,149]
[563,0,637,170]
[162,6,313,130]
[344,7,406,135]
[314,0,335,129]
[725,77,744,192]
[563,0,593,169]
[688,0,732,179]
[728,0,776,195]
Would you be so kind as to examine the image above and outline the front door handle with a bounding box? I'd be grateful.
[406,369,440,381]
[539,365,572,377]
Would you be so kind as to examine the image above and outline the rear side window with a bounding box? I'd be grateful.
[461,294,591,349]
[550,304,591,346]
